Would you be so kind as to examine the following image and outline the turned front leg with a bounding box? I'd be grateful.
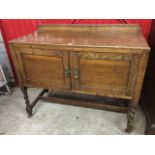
[126,102,136,133]
[20,86,32,118]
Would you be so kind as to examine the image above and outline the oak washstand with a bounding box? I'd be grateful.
[9,24,150,133]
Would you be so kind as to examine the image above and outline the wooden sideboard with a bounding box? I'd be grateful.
[9,24,150,133]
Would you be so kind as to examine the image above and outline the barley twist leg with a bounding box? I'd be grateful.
[20,86,32,118]
[126,102,136,133]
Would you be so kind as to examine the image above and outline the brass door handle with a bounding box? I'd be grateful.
[74,68,79,79]
[65,66,71,77]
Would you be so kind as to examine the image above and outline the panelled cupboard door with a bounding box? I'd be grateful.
[14,47,71,90]
[70,51,141,99]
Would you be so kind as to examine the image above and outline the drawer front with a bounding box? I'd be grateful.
[70,51,141,98]
[14,47,71,90]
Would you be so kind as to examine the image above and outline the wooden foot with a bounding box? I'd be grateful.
[26,105,32,118]
[20,86,33,118]
[125,103,136,133]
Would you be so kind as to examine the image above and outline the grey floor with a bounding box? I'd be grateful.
[0,87,146,135]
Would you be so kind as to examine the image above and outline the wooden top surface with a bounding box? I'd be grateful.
[9,24,150,50]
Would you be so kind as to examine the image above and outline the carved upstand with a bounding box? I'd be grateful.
[9,24,150,133]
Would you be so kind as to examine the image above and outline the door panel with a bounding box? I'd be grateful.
[80,59,130,92]
[16,47,71,89]
[23,55,63,84]
[70,51,140,97]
